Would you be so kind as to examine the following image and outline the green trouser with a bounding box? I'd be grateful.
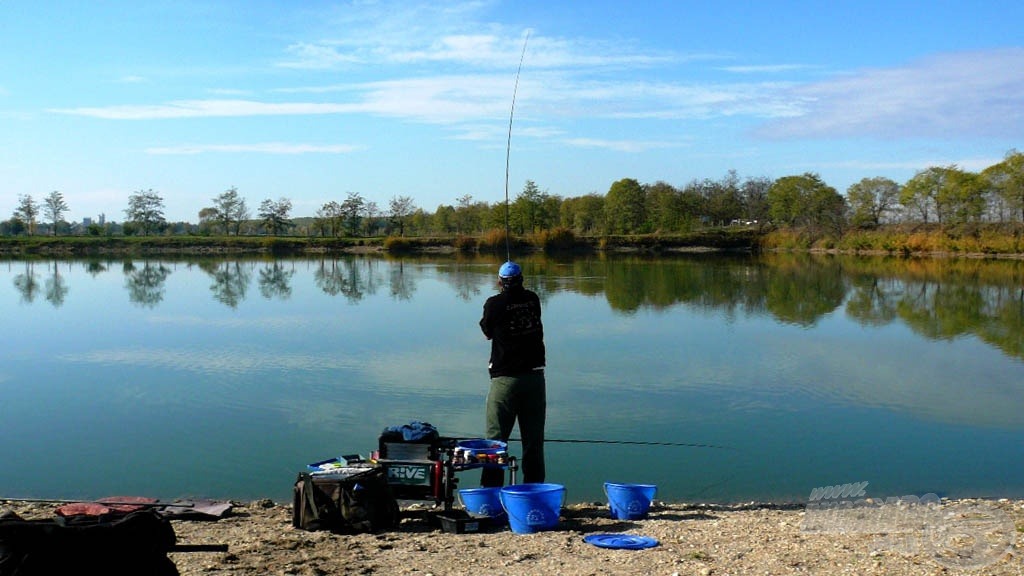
[481,371,546,486]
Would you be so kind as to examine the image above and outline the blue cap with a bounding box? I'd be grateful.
[498,261,522,278]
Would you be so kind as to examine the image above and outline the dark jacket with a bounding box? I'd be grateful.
[480,285,545,378]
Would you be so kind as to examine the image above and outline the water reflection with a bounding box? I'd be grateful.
[123,260,171,308]
[258,261,295,300]
[13,261,40,304]
[4,254,1024,363]
[2,253,1021,502]
[202,260,252,308]
[44,262,69,307]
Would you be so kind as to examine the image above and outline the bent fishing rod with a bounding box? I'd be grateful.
[503,31,529,262]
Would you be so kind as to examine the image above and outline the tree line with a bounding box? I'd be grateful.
[5,149,1022,239]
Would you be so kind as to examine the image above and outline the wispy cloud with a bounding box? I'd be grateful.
[48,74,807,143]
[721,64,819,74]
[51,99,364,120]
[276,32,676,71]
[756,48,1024,139]
[275,0,679,72]
[145,142,361,155]
[278,41,362,69]
[561,137,682,153]
[208,87,254,96]
[817,156,1006,173]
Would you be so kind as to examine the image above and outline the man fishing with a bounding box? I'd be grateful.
[479,261,546,486]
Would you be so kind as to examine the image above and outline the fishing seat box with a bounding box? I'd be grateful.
[376,434,443,501]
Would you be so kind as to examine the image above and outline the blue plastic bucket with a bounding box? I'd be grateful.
[499,483,565,534]
[604,482,657,520]
[458,487,507,523]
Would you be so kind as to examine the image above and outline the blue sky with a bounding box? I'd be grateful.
[2,0,1022,223]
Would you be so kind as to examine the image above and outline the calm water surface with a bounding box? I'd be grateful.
[1,253,1022,504]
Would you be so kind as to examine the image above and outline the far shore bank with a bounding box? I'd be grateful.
[3,227,1024,260]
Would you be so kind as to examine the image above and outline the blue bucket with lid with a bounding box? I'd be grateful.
[499,483,565,534]
[458,487,507,523]
[604,482,657,520]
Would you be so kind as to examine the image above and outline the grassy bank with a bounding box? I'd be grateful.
[0,228,760,257]
[762,224,1024,257]
[4,225,1024,258]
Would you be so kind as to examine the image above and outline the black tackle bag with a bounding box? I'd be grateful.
[0,508,179,576]
[293,467,400,534]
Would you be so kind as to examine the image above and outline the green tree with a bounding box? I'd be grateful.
[388,195,415,236]
[768,173,846,234]
[315,201,342,237]
[741,176,773,227]
[124,188,166,236]
[432,204,455,234]
[939,168,986,226]
[809,180,849,236]
[559,193,604,234]
[644,181,683,232]
[13,194,39,236]
[847,177,900,228]
[510,180,555,233]
[604,178,646,234]
[454,194,484,234]
[340,192,366,236]
[210,187,249,235]
[197,207,218,235]
[258,197,294,236]
[900,167,945,224]
[703,171,744,226]
[43,190,69,236]
[982,150,1024,223]
[363,201,381,236]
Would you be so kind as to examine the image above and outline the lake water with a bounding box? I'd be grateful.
[1,253,1022,505]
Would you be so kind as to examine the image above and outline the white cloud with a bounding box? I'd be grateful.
[50,99,364,119]
[756,48,1024,139]
[561,137,682,153]
[145,142,361,155]
[721,64,819,74]
[278,41,362,69]
[819,156,1006,174]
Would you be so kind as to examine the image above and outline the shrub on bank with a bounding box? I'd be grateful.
[453,234,476,253]
[383,235,414,253]
[528,227,582,253]
[477,229,509,253]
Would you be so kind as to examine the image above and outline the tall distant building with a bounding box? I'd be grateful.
[98,213,106,225]
[83,217,92,227]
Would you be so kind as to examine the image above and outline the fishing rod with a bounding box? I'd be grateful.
[503,31,530,262]
[511,437,734,450]
[446,432,730,450]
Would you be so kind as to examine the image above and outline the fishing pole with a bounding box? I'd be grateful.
[446,432,730,450]
[510,437,734,450]
[503,31,530,262]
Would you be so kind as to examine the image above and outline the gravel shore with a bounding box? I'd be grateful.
[4,498,1022,575]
